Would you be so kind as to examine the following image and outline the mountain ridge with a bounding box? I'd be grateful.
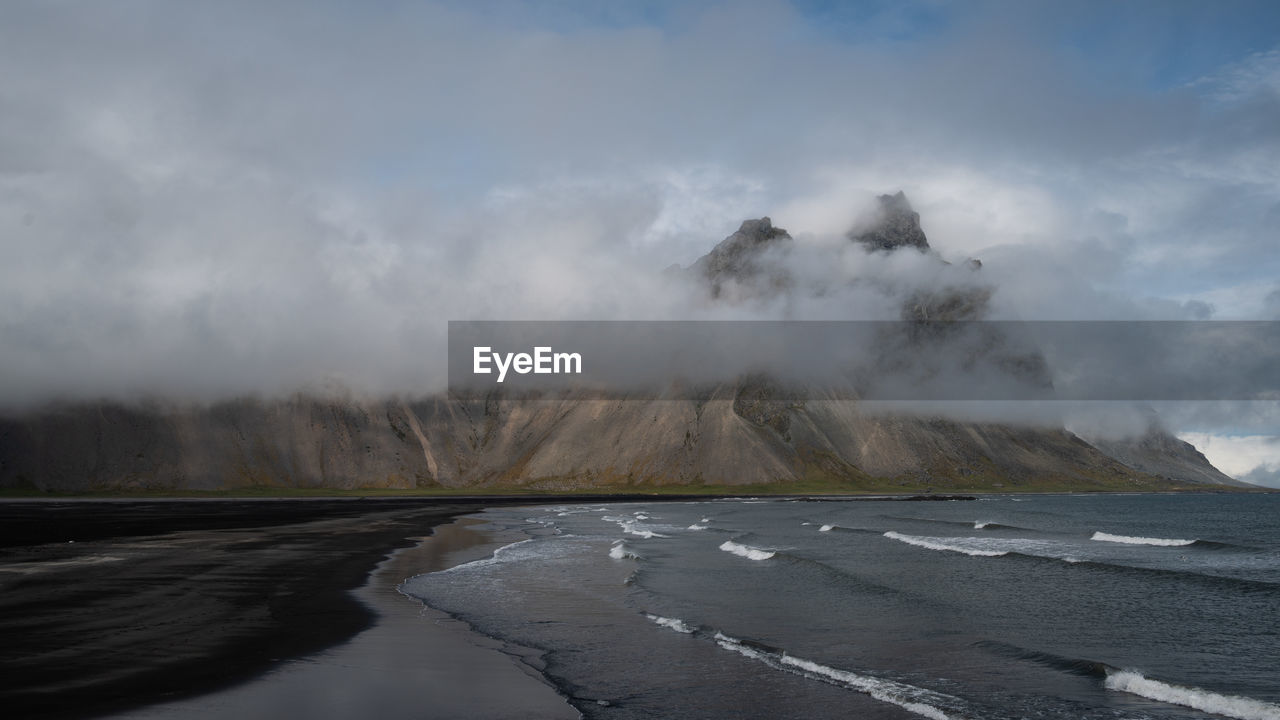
[0,193,1256,493]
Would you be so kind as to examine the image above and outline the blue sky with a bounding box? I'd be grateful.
[1,0,1278,481]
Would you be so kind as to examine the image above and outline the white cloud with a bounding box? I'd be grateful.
[1,1,1278,412]
[1189,48,1280,105]
[1178,432,1280,487]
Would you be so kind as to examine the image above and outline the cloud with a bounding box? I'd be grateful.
[1177,432,1280,487]
[1,0,1278,416]
[1266,287,1280,318]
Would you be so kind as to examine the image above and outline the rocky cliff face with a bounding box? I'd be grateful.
[690,216,793,300]
[0,193,1251,493]
[0,388,1238,493]
[849,191,930,252]
[1089,426,1252,488]
[0,398,440,492]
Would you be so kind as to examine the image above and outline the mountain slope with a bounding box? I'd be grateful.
[0,388,1248,493]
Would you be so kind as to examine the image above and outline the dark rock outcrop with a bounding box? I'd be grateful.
[849,191,930,252]
[691,217,792,299]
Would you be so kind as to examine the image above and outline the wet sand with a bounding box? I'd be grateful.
[0,499,573,719]
[108,516,579,719]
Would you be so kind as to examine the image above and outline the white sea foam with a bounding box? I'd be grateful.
[1091,532,1195,547]
[882,531,1096,564]
[701,518,711,523]
[602,515,669,539]
[883,531,1007,557]
[819,524,835,532]
[687,524,708,530]
[712,633,957,720]
[609,542,640,560]
[974,522,991,529]
[625,525,667,539]
[1105,670,1280,720]
[431,538,536,574]
[781,656,955,720]
[714,632,769,660]
[645,613,695,634]
[719,541,775,560]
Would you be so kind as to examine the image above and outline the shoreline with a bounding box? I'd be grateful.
[108,512,579,719]
[1,485,1267,508]
[0,499,481,719]
[3,492,1269,718]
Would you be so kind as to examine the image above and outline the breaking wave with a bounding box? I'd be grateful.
[780,656,955,720]
[687,524,709,530]
[976,640,1280,719]
[609,541,640,560]
[711,632,962,720]
[719,540,775,560]
[429,538,536,574]
[973,522,1030,531]
[1105,670,1280,720]
[883,531,1008,557]
[603,514,669,539]
[1091,532,1195,547]
[644,613,695,634]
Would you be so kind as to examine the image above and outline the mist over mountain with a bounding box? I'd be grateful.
[3,1,1278,489]
[0,195,1254,492]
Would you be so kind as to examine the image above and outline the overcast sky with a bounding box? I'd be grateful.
[2,1,1279,482]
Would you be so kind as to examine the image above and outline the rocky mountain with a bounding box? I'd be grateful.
[0,194,1253,493]
[0,389,1242,493]
[690,216,793,300]
[1089,425,1252,488]
[849,191,930,251]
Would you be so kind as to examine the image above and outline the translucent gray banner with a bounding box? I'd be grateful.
[447,321,1280,401]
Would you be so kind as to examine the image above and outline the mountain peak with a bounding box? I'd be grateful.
[691,216,793,299]
[733,216,787,242]
[849,191,930,252]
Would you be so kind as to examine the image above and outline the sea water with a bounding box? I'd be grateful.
[400,494,1280,719]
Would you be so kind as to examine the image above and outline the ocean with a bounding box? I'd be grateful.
[400,494,1280,719]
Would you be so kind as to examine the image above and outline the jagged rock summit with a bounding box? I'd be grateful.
[850,191,930,252]
[691,216,792,299]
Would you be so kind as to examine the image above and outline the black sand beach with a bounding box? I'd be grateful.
[109,513,580,720]
[0,493,987,719]
[0,499,499,719]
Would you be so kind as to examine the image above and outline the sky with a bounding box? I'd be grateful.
[1,0,1279,483]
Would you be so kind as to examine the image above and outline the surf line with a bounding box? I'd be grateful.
[643,613,966,720]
